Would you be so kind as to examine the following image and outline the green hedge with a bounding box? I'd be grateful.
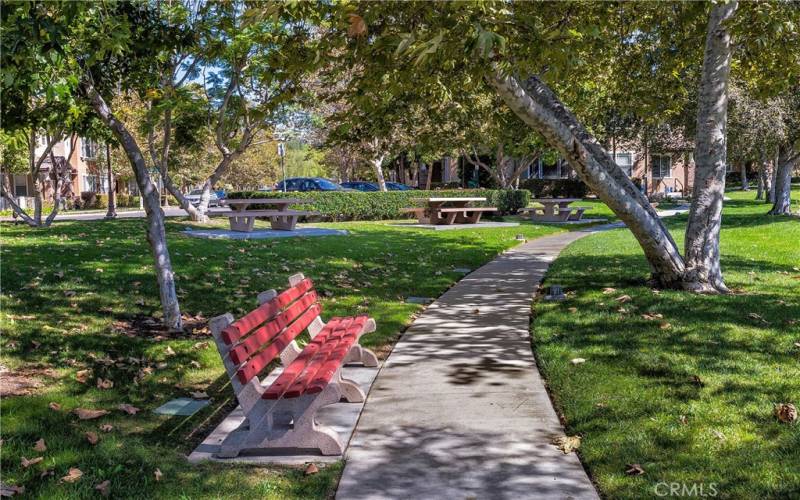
[519,178,589,198]
[227,189,530,221]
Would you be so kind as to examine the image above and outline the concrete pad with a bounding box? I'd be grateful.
[389,221,520,231]
[336,227,613,500]
[187,363,378,465]
[154,397,209,416]
[182,227,348,240]
[522,218,608,225]
[404,296,435,305]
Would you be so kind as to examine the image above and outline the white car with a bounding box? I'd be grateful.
[186,189,220,207]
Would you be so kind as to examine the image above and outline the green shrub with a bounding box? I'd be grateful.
[519,178,589,198]
[227,189,528,221]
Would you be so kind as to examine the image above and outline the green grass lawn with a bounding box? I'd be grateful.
[533,188,800,499]
[0,215,564,498]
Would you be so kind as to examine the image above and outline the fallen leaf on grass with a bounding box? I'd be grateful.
[659,322,672,330]
[190,391,209,399]
[601,287,616,294]
[75,369,91,384]
[191,341,209,350]
[615,295,632,303]
[85,432,99,445]
[568,307,578,313]
[95,480,111,497]
[570,358,586,365]
[641,313,663,321]
[48,402,61,411]
[64,290,76,297]
[552,435,581,454]
[96,378,113,390]
[304,463,319,475]
[689,375,704,387]
[679,415,688,425]
[61,468,83,483]
[34,439,47,452]
[0,483,25,496]
[118,404,140,415]
[775,403,798,423]
[74,408,110,420]
[164,346,176,357]
[625,463,645,476]
[189,360,201,369]
[21,456,43,468]
[711,430,726,440]
[154,468,163,481]
[100,424,114,432]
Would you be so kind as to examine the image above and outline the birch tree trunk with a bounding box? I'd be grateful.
[683,0,738,293]
[82,80,183,330]
[372,155,387,191]
[490,72,686,287]
[768,145,796,215]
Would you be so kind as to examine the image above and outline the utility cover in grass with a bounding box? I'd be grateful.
[453,267,472,274]
[406,296,435,304]
[154,398,209,416]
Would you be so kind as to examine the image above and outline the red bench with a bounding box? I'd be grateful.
[209,273,378,457]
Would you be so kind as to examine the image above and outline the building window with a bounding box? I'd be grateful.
[13,175,28,197]
[81,138,98,159]
[614,152,633,176]
[651,155,672,179]
[83,174,103,192]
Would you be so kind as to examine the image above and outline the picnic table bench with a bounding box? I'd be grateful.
[220,198,317,232]
[209,273,378,457]
[519,198,590,222]
[402,197,497,225]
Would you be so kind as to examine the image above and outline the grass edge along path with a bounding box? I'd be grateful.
[531,190,800,500]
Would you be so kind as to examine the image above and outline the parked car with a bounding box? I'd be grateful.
[186,189,220,207]
[341,181,414,191]
[341,181,379,192]
[274,177,350,192]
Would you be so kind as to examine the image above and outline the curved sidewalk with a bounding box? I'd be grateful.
[336,227,614,500]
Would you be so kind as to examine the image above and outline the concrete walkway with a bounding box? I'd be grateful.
[337,228,611,500]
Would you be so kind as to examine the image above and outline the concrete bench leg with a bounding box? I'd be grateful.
[229,216,255,232]
[216,383,344,458]
[336,371,366,403]
[568,209,586,221]
[270,215,299,231]
[456,210,484,224]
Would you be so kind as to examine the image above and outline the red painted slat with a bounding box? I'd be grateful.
[262,326,334,399]
[235,303,321,384]
[221,278,314,344]
[228,291,318,364]
[282,317,353,398]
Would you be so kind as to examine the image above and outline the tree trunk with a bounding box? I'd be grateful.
[756,164,764,200]
[768,149,778,203]
[106,143,117,218]
[372,156,387,191]
[740,161,749,190]
[490,71,686,287]
[683,0,737,294]
[82,80,182,330]
[768,145,796,215]
[44,136,77,227]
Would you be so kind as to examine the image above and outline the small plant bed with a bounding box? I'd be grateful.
[0,216,560,497]
[532,189,800,499]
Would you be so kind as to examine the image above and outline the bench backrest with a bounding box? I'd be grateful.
[218,278,321,385]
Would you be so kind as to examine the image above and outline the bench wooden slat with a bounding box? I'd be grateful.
[228,291,318,365]
[222,278,314,344]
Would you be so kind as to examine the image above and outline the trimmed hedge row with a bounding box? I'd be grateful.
[227,189,530,221]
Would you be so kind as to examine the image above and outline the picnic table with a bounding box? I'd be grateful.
[519,198,590,222]
[402,197,497,225]
[220,198,316,232]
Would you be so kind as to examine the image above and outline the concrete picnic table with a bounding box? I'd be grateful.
[520,198,589,223]
[219,197,315,232]
[404,197,497,225]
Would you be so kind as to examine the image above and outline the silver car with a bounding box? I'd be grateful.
[186,189,220,207]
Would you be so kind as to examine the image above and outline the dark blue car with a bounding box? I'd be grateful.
[274,177,349,192]
[340,181,413,191]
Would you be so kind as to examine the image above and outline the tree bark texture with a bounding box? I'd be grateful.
[105,142,117,218]
[684,0,738,293]
[768,144,796,215]
[490,71,686,287]
[82,80,183,330]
